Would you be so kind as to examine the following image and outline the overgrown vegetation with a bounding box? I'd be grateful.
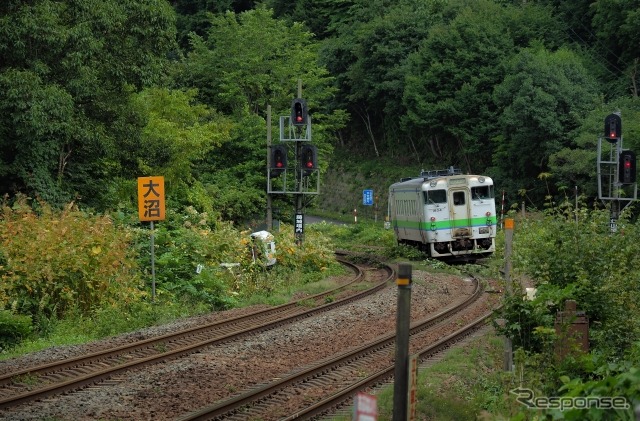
[489,202,640,420]
[0,196,144,324]
[3,192,640,420]
[0,197,341,357]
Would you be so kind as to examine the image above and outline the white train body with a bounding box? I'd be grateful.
[388,168,496,260]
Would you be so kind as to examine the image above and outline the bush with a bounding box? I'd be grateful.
[134,207,250,304]
[0,196,144,322]
[500,204,640,358]
[496,203,640,418]
[0,310,32,350]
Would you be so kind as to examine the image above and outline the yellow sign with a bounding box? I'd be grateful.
[137,176,165,221]
[505,218,514,230]
[397,277,410,286]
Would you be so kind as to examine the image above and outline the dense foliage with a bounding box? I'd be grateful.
[270,0,640,206]
[0,197,143,318]
[0,196,340,351]
[494,203,640,419]
[0,0,638,214]
[0,0,177,207]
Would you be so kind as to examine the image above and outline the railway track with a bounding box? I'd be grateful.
[175,275,495,420]
[0,256,394,411]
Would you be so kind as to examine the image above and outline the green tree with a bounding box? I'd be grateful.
[591,0,640,98]
[491,46,599,204]
[180,6,334,116]
[266,0,354,40]
[133,88,233,181]
[319,0,445,157]
[0,0,177,208]
[402,0,516,169]
[111,87,234,215]
[177,6,343,222]
[171,0,257,49]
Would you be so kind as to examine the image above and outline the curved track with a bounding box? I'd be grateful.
[175,275,494,420]
[0,256,394,410]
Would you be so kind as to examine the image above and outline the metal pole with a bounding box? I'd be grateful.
[500,190,505,230]
[502,219,514,372]
[294,81,304,246]
[150,221,156,302]
[295,140,303,246]
[612,131,622,233]
[504,218,514,295]
[393,263,412,421]
[266,105,273,231]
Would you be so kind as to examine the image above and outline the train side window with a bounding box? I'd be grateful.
[424,190,446,204]
[453,191,465,206]
[472,186,493,200]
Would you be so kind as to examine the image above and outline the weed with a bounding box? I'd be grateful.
[14,373,38,387]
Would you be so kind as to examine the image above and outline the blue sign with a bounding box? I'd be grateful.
[363,189,374,206]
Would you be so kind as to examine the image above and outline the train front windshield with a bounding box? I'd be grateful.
[424,189,447,204]
[471,185,494,200]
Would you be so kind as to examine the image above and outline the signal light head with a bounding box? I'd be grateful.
[295,103,304,123]
[604,113,621,143]
[299,144,317,177]
[619,150,636,184]
[291,98,308,126]
[270,145,288,178]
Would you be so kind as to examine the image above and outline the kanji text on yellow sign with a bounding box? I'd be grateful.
[138,176,165,221]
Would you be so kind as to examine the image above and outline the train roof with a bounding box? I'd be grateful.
[396,167,461,182]
[390,167,493,188]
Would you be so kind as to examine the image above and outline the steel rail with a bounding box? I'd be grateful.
[0,257,394,410]
[176,277,488,420]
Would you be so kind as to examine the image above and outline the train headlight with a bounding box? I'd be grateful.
[430,181,437,187]
[430,217,436,221]
[478,177,485,183]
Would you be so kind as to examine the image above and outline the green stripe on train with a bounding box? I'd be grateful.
[393,216,497,230]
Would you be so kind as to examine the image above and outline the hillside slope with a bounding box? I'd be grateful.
[316,153,424,222]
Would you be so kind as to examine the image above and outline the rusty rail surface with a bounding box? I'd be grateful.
[176,277,493,421]
[0,256,394,410]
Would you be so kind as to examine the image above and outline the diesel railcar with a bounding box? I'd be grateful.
[388,167,497,260]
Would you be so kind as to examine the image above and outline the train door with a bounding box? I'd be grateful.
[449,188,471,238]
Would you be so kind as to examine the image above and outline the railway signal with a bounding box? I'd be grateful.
[299,144,317,176]
[619,150,636,184]
[604,113,621,143]
[291,98,308,126]
[270,144,288,177]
